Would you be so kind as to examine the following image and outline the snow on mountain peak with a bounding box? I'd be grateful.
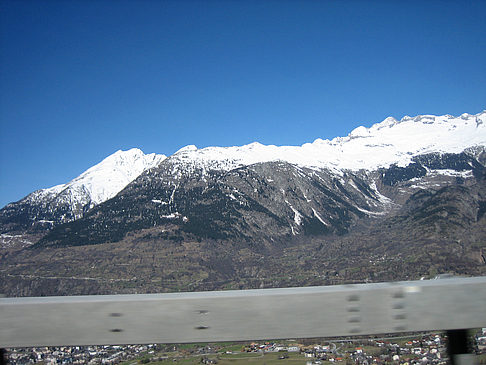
[175,145,198,154]
[167,111,486,173]
[27,149,166,209]
[72,149,166,205]
[349,126,370,138]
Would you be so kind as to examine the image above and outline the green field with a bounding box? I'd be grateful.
[135,352,316,364]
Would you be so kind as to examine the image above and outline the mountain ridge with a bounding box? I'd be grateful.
[1,111,485,238]
[165,110,486,174]
[3,110,486,209]
[1,110,486,297]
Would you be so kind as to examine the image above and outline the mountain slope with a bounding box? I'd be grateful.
[36,150,485,248]
[37,161,392,247]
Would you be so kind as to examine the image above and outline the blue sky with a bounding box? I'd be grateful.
[1,0,485,208]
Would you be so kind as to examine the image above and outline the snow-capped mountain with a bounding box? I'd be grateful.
[2,110,486,297]
[40,148,166,207]
[1,111,485,243]
[168,111,486,174]
[0,148,166,233]
[29,110,485,249]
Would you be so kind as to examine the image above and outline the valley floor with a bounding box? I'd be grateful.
[5,330,486,365]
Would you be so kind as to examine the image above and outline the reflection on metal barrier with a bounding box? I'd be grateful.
[1,276,485,348]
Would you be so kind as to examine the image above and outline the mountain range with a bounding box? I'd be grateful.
[1,111,485,297]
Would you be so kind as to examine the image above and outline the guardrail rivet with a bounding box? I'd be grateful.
[347,295,360,302]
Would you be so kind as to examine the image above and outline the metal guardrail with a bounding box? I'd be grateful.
[1,276,485,348]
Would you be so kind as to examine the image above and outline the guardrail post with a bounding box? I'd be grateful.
[0,348,6,365]
[447,329,475,365]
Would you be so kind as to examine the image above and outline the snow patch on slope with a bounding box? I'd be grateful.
[312,208,328,226]
[285,200,303,225]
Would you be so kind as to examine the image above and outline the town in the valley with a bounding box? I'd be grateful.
[5,329,486,365]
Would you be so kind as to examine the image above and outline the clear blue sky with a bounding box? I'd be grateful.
[1,0,485,208]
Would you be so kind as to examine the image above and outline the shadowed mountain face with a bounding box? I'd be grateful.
[35,161,384,247]
[1,112,486,296]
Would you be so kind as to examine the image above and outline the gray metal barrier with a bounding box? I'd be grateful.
[1,276,485,363]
